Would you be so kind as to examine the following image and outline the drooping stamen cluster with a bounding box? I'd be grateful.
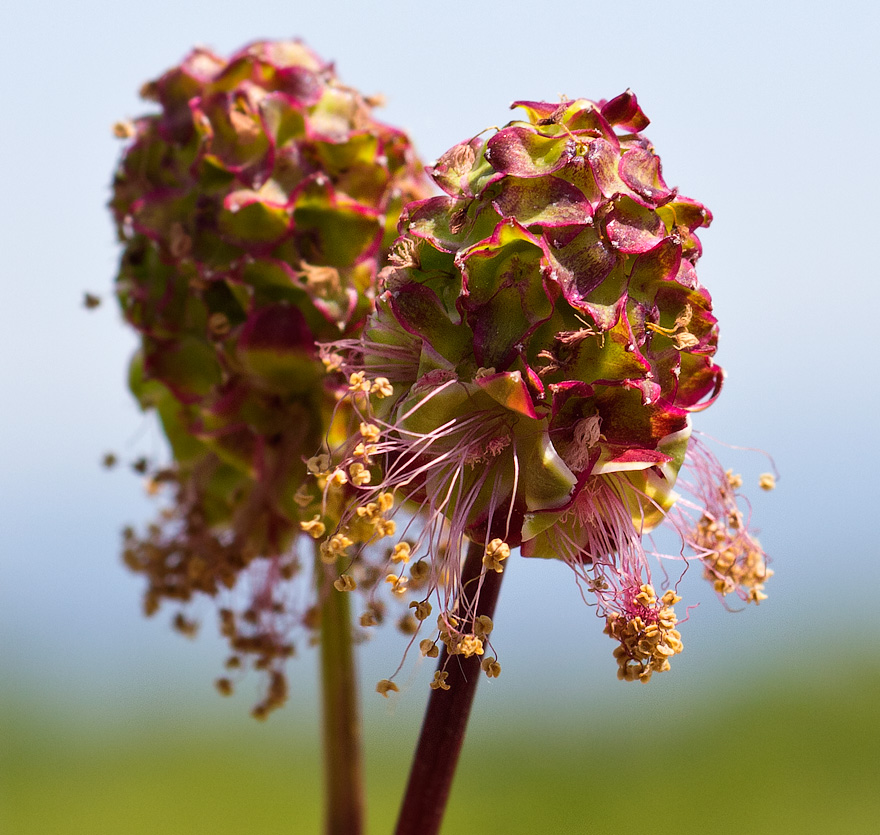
[604,584,683,683]
[110,38,428,715]
[313,91,772,691]
[671,442,774,604]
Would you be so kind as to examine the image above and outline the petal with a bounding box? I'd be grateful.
[619,148,676,206]
[600,89,650,132]
[486,126,571,177]
[492,176,592,227]
[474,370,540,419]
[602,195,666,254]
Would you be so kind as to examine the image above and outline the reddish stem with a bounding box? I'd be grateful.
[394,539,505,835]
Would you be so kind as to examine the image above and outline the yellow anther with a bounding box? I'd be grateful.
[483,538,510,573]
[398,614,419,635]
[293,485,313,508]
[438,614,458,631]
[454,634,484,658]
[353,443,371,459]
[357,502,379,519]
[672,332,700,350]
[360,610,378,627]
[377,492,395,512]
[374,518,396,538]
[333,532,354,550]
[334,574,357,592]
[725,469,743,489]
[391,542,412,563]
[112,120,135,139]
[300,515,326,539]
[359,422,382,442]
[307,454,331,475]
[321,352,344,372]
[409,560,430,582]
[327,468,348,487]
[321,533,353,563]
[371,377,393,398]
[409,600,432,621]
[481,657,502,678]
[376,679,399,697]
[474,615,494,637]
[759,472,776,491]
[385,573,408,595]
[634,585,657,608]
[349,462,371,486]
[420,639,440,658]
[349,371,372,393]
[660,590,681,606]
[430,670,450,691]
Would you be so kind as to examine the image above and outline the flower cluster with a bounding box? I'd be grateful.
[313,92,771,688]
[111,39,427,715]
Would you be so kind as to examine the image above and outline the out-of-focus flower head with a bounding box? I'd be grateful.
[110,39,428,716]
[315,92,773,689]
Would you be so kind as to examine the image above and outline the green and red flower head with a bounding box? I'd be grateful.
[111,39,428,715]
[318,91,771,687]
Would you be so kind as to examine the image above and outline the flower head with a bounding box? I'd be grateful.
[316,92,771,687]
[112,39,428,715]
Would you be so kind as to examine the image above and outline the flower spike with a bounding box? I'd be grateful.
[315,93,771,687]
[112,39,429,714]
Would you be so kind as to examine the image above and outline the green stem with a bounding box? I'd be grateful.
[394,539,506,835]
[317,548,365,835]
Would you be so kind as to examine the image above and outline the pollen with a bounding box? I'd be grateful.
[420,639,440,658]
[474,615,494,637]
[333,574,357,592]
[386,573,408,595]
[349,371,372,393]
[293,485,313,508]
[376,679,399,697]
[374,518,396,538]
[450,634,484,658]
[483,538,511,573]
[694,513,772,603]
[370,377,394,398]
[481,657,502,678]
[353,442,378,459]
[391,541,412,563]
[409,600,432,621]
[759,473,776,491]
[113,120,135,139]
[356,502,379,520]
[321,532,354,563]
[605,584,684,683]
[307,454,331,475]
[409,560,430,583]
[349,462,371,486]
[300,515,326,539]
[398,614,419,634]
[359,422,382,442]
[430,670,451,691]
[327,468,349,487]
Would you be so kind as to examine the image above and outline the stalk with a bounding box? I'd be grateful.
[317,548,365,835]
[395,539,506,835]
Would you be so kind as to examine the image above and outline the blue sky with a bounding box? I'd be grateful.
[1,0,878,719]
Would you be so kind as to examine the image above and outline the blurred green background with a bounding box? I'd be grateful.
[2,0,879,832]
[4,646,877,833]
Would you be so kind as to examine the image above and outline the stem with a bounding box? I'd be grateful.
[317,548,365,835]
[395,539,506,835]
